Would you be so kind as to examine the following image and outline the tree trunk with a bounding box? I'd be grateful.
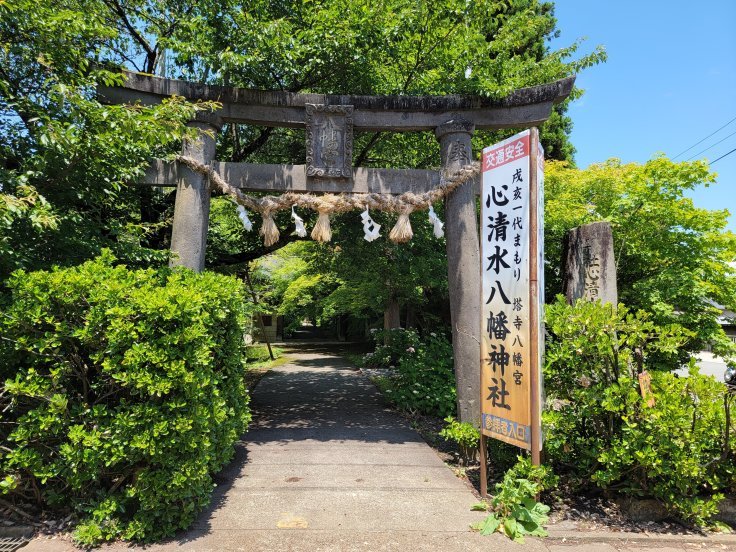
[383,297,401,345]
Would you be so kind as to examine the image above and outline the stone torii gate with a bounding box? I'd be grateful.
[100,72,574,425]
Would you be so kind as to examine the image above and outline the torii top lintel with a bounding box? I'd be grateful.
[99,71,575,132]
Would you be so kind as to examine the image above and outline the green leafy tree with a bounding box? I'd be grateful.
[261,207,450,334]
[2,0,604,290]
[0,0,218,280]
[545,158,736,358]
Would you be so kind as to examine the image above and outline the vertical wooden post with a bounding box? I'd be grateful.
[478,175,488,498]
[479,433,488,498]
[435,118,480,425]
[170,117,220,272]
[529,128,542,465]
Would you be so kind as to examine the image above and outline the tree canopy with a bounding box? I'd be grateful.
[1,0,604,282]
[545,157,736,358]
[0,1,216,279]
[261,207,450,335]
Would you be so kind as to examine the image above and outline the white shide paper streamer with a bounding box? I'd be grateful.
[360,208,381,242]
[428,205,444,238]
[236,204,253,232]
[291,206,307,237]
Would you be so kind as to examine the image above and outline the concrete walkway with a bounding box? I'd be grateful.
[24,348,736,551]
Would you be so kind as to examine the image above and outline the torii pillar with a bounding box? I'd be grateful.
[436,119,480,425]
[170,115,221,271]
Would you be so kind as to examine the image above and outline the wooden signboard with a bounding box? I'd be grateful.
[479,128,544,478]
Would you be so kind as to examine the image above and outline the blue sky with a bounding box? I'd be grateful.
[551,1,736,233]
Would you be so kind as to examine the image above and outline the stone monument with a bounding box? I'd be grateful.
[562,221,618,306]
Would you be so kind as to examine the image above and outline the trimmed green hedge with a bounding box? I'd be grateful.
[544,297,735,525]
[0,252,253,544]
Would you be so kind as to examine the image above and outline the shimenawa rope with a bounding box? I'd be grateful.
[176,155,480,245]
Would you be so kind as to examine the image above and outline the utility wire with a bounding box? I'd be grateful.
[672,115,736,160]
[686,129,736,161]
[711,147,736,165]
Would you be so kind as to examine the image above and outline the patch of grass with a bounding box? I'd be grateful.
[245,344,283,364]
[342,352,366,366]
[244,344,288,391]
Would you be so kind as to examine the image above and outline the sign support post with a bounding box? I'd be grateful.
[479,432,488,498]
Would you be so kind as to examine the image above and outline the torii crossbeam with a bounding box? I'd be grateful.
[99,71,574,425]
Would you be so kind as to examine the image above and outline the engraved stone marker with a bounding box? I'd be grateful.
[305,104,353,179]
[562,221,618,306]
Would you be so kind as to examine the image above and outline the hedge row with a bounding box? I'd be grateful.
[0,252,253,544]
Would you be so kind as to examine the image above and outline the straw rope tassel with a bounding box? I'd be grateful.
[311,210,332,242]
[260,210,280,247]
[389,207,414,244]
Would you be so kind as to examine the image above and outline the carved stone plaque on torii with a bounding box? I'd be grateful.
[99,71,574,425]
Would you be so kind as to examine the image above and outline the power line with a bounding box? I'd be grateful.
[672,115,736,160]
[711,147,736,165]
[685,129,736,161]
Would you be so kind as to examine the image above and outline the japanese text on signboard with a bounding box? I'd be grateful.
[480,131,535,449]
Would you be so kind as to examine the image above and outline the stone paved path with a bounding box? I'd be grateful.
[24,347,736,551]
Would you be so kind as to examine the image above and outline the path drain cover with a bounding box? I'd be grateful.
[0,537,30,552]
